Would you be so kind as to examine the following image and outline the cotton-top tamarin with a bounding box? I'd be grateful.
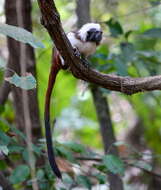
[44,23,103,179]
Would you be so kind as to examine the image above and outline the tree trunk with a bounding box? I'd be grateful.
[91,87,124,190]
[5,0,41,140]
[76,0,91,28]
[4,1,42,189]
[75,1,124,189]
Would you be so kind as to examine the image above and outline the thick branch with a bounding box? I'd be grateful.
[37,0,161,95]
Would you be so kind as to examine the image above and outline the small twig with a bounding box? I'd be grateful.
[128,163,161,179]
[76,156,161,179]
[76,156,102,162]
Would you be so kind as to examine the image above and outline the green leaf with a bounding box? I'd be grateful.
[65,142,86,153]
[0,145,9,155]
[0,118,10,132]
[93,163,106,172]
[9,165,30,184]
[114,55,128,76]
[57,146,75,162]
[0,160,7,170]
[142,28,161,38]
[0,131,11,145]
[150,0,161,6]
[106,18,123,38]
[120,42,136,62]
[103,154,125,176]
[93,53,107,60]
[62,174,73,185]
[76,175,92,190]
[132,160,152,171]
[94,173,106,184]
[0,24,44,48]
[22,149,36,165]
[113,141,128,146]
[36,169,45,180]
[0,105,5,114]
[0,57,6,69]
[32,144,42,156]
[11,126,26,140]
[124,30,133,40]
[39,182,49,190]
[8,145,24,153]
[5,73,36,90]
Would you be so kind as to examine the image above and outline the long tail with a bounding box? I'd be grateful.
[44,49,62,178]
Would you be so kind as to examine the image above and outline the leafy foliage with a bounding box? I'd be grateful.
[76,175,92,190]
[9,165,30,184]
[103,154,125,176]
[0,23,41,90]
[5,73,36,90]
[0,145,9,155]
[132,160,152,172]
[1,0,161,189]
[0,24,44,48]
[143,28,161,38]
[106,18,124,37]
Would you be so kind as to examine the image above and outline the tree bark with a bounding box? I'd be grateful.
[76,1,124,189]
[5,0,41,140]
[0,82,11,106]
[76,0,91,28]
[92,87,124,190]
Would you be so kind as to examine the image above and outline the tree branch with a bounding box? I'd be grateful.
[37,0,161,95]
[76,156,161,179]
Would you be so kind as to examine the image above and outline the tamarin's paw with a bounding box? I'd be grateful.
[73,47,81,58]
[81,58,90,69]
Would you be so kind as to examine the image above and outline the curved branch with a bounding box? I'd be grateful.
[37,0,161,95]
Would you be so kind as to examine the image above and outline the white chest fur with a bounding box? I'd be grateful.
[67,32,97,57]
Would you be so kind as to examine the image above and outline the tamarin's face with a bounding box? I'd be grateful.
[86,28,102,45]
[67,23,103,57]
[77,23,102,45]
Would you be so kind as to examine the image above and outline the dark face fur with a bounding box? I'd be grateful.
[86,28,102,45]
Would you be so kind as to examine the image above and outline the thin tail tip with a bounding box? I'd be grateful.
[51,161,62,179]
[44,111,62,179]
[55,171,62,179]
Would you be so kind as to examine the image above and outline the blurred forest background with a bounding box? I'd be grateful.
[1,0,161,189]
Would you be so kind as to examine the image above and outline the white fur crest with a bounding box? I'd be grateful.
[66,23,101,57]
[78,23,101,42]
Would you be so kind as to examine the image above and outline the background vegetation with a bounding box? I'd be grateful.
[1,0,161,189]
